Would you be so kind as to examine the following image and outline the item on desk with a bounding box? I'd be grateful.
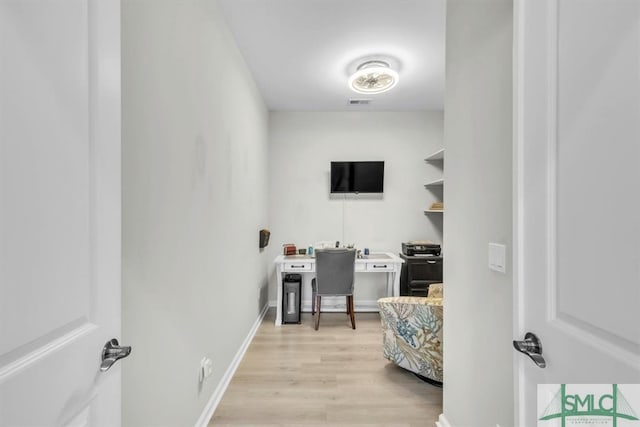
[357,250,363,259]
[308,246,314,256]
[283,243,297,256]
[364,248,370,256]
[314,241,334,250]
[402,241,441,256]
[335,241,340,248]
[298,248,307,255]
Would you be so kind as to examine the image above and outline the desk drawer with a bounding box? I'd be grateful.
[354,263,366,272]
[366,262,393,272]
[284,262,312,271]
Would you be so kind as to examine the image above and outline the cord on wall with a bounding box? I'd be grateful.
[342,194,346,244]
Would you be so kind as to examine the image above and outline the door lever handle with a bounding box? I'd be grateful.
[513,332,546,368]
[100,338,132,372]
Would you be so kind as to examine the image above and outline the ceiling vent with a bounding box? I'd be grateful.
[348,99,372,105]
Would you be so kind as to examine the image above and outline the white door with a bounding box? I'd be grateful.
[0,1,122,425]
[514,0,640,425]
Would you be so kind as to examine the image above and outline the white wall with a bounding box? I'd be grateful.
[442,1,514,426]
[121,1,269,425]
[268,112,443,309]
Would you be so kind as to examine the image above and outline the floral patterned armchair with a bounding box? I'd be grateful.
[377,284,443,384]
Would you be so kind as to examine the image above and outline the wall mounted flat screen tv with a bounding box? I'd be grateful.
[330,161,384,193]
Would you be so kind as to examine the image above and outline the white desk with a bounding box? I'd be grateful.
[273,252,404,326]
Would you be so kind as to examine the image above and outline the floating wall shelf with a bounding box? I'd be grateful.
[424,178,444,187]
[424,148,445,162]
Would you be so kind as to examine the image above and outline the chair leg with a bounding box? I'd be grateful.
[348,295,356,329]
[311,279,316,315]
[314,296,321,330]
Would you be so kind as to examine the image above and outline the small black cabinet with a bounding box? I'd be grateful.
[399,254,443,296]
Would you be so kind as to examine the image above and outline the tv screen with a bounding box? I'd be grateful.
[330,161,384,193]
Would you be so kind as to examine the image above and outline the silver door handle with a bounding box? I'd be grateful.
[513,332,546,368]
[100,338,132,372]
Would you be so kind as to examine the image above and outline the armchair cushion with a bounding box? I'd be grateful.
[377,295,443,383]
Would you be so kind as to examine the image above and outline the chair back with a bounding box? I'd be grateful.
[314,249,356,296]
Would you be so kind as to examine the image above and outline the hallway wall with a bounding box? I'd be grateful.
[442,0,514,426]
[121,1,269,425]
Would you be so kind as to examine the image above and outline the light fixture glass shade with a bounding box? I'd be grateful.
[348,60,399,94]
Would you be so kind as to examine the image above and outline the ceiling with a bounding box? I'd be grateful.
[217,0,446,112]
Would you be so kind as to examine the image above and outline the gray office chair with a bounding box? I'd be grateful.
[311,248,356,330]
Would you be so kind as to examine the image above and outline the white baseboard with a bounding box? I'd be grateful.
[268,299,380,312]
[435,413,452,427]
[194,303,269,427]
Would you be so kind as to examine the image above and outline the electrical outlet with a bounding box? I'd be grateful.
[199,357,213,382]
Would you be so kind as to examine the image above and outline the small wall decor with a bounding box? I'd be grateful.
[259,229,270,249]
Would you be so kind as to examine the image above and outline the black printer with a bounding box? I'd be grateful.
[401,241,441,256]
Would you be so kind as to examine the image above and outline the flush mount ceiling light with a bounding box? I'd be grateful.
[348,60,399,94]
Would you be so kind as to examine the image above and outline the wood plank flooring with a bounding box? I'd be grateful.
[209,309,442,426]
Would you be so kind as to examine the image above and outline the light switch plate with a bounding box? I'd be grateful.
[488,243,506,273]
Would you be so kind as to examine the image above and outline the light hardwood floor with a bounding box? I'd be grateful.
[209,308,442,426]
